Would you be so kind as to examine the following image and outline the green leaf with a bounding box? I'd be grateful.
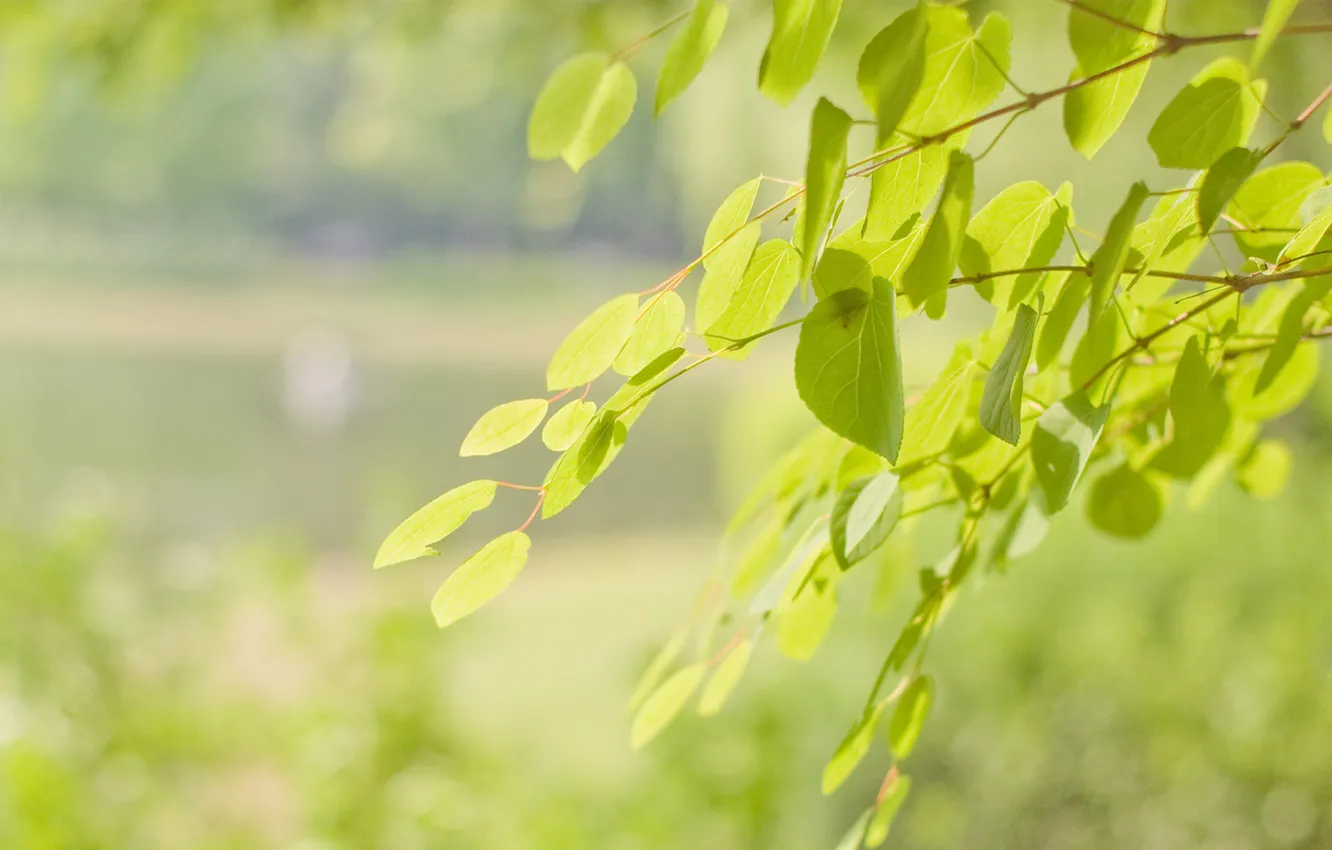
[697,179,764,332]
[528,54,637,172]
[822,705,885,795]
[1229,335,1320,420]
[1198,147,1263,235]
[813,248,874,299]
[979,304,1039,446]
[541,399,598,452]
[729,518,784,597]
[1086,464,1163,540]
[431,531,531,628]
[1149,58,1264,170]
[628,629,689,712]
[547,293,640,390]
[902,7,1010,137]
[796,279,905,461]
[1089,181,1149,324]
[614,291,685,377]
[960,181,1068,307]
[750,520,829,616]
[888,675,934,759]
[1251,0,1301,71]
[801,98,854,279]
[865,774,912,848]
[374,480,498,570]
[834,811,873,850]
[698,639,753,716]
[1277,200,1332,268]
[604,347,687,417]
[759,0,843,106]
[542,413,628,518]
[1256,282,1330,393]
[631,664,706,749]
[1036,271,1089,370]
[898,342,978,465]
[1069,0,1165,75]
[831,473,903,569]
[1069,309,1127,397]
[460,399,549,457]
[1032,391,1109,514]
[704,240,801,354]
[902,151,974,316]
[1236,439,1292,500]
[865,145,950,242]
[1063,58,1152,159]
[1229,162,1328,262]
[655,0,729,115]
[777,587,837,660]
[855,7,927,137]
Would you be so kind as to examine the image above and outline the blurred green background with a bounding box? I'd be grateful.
[2,0,1332,847]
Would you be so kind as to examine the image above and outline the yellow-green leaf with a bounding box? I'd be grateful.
[865,773,912,847]
[1036,271,1088,370]
[614,291,685,377]
[460,399,549,457]
[528,54,637,172]
[1235,439,1292,500]
[631,664,706,749]
[628,628,690,712]
[899,342,979,465]
[759,0,843,106]
[1089,181,1149,324]
[888,675,934,759]
[902,151,974,316]
[541,399,597,452]
[831,472,903,569]
[1148,58,1264,170]
[374,480,498,570]
[822,705,885,795]
[855,6,927,138]
[800,98,854,279]
[1032,391,1109,514]
[655,0,729,115]
[1198,147,1264,236]
[697,178,764,331]
[1086,464,1163,539]
[1228,162,1328,262]
[1251,0,1301,71]
[698,639,753,716]
[542,413,628,518]
[547,294,640,390]
[980,304,1039,446]
[431,531,531,628]
[776,588,837,661]
[1069,0,1165,75]
[704,240,800,354]
[1064,58,1152,159]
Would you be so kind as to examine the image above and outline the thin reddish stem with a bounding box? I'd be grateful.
[517,491,546,533]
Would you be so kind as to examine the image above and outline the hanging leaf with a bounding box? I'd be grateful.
[698,640,754,716]
[960,181,1069,307]
[865,145,950,242]
[1198,147,1263,235]
[1256,282,1331,393]
[1064,59,1153,159]
[542,399,598,452]
[1088,181,1149,325]
[543,413,629,518]
[703,240,801,355]
[1036,271,1089,371]
[855,6,927,137]
[888,675,934,759]
[528,54,637,172]
[614,291,686,376]
[374,480,498,570]
[898,342,979,465]
[831,473,903,569]
[865,773,913,848]
[897,7,1010,137]
[777,587,837,660]
[655,0,729,115]
[1251,0,1302,71]
[834,811,873,850]
[604,347,687,419]
[1277,200,1332,268]
[979,304,1039,446]
[697,178,764,331]
[460,399,549,457]
[631,664,706,749]
[813,248,874,299]
[1229,335,1321,421]
[795,279,905,461]
[628,629,690,712]
[1148,58,1264,170]
[800,98,854,279]
[431,531,531,628]
[1086,464,1163,540]
[1032,391,1109,514]
[1068,0,1166,75]
[759,0,844,106]
[547,294,640,390]
[902,151,974,317]
[1069,309,1127,397]
[822,705,885,795]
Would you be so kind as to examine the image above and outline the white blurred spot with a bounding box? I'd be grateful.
[282,328,358,433]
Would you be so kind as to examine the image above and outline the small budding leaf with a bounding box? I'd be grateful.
[374,480,498,570]
[614,291,686,377]
[800,98,854,280]
[759,0,844,106]
[888,675,934,759]
[459,399,549,457]
[431,531,531,629]
[831,473,903,569]
[1236,439,1292,500]
[1087,464,1163,540]
[903,151,974,316]
[547,294,640,390]
[1032,391,1109,514]
[705,240,801,355]
[822,705,885,795]
[1198,147,1263,235]
[865,773,913,848]
[1149,58,1264,170]
[698,639,754,716]
[655,0,729,115]
[795,279,905,461]
[528,54,637,172]
[541,400,598,452]
[631,664,706,749]
[979,304,1039,446]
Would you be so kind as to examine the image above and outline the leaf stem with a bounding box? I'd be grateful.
[611,8,693,63]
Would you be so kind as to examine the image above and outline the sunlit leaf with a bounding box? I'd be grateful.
[655,0,729,115]
[961,181,1069,307]
[800,98,854,279]
[1086,463,1163,539]
[528,53,637,172]
[1235,439,1292,500]
[1064,59,1152,159]
[628,629,689,712]
[1036,271,1088,370]
[903,151,974,316]
[431,531,531,628]
[831,473,903,569]
[374,480,498,570]
[865,773,912,847]
[1256,282,1330,393]
[980,304,1039,446]
[704,240,800,355]
[865,145,950,242]
[542,413,629,518]
[1229,162,1328,262]
[1149,58,1264,170]
[888,675,934,759]
[822,704,885,795]
[698,639,754,716]
[899,342,979,465]
[614,291,686,377]
[759,0,843,105]
[777,586,837,660]
[813,248,874,299]
[1032,391,1109,513]
[1198,147,1263,235]
[1251,0,1301,71]
[697,178,764,331]
[542,399,598,452]
[1277,200,1332,268]
[1089,181,1149,324]
[547,294,640,390]
[1229,340,1319,420]
[834,810,873,850]
[1151,336,1230,479]
[631,664,706,749]
[1069,0,1165,75]
[460,399,549,457]
[855,6,927,138]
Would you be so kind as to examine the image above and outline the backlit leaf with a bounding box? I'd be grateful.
[813,248,874,299]
[631,664,706,749]
[822,705,885,795]
[374,480,498,570]
[1032,391,1109,514]
[865,773,912,847]
[834,811,873,850]
[777,587,837,660]
[1198,147,1263,235]
[528,54,637,172]
[960,181,1068,307]
[614,291,685,376]
[888,675,934,759]
[697,178,764,331]
[865,145,950,242]
[979,304,1039,446]
[902,151,974,316]
[1229,340,1319,420]
[1086,464,1163,539]
[800,98,854,279]
[562,63,637,172]
[698,639,754,716]
[547,294,640,390]
[795,279,905,461]
[460,399,549,457]
[759,0,843,106]
[1036,271,1088,371]
[431,531,531,628]
[855,6,927,134]
[705,240,801,354]
[655,0,729,115]
[1064,58,1152,159]
[1277,200,1332,268]
[899,342,978,465]
[831,472,903,569]
[1149,58,1264,170]
[542,413,628,518]
[1256,281,1330,393]
[1251,0,1301,71]
[541,399,598,452]
[1089,181,1149,324]
[1236,439,1292,500]
[1069,0,1165,75]
[1151,336,1231,479]
[628,629,689,712]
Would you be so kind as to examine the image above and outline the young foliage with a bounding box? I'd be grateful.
[528,54,637,172]
[374,480,498,569]
[759,0,843,105]
[460,399,549,457]
[655,0,728,115]
[431,531,532,628]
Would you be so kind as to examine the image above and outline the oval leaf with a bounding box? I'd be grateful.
[888,675,934,759]
[564,63,637,172]
[655,0,728,115]
[822,705,885,795]
[542,399,598,452]
[547,294,640,390]
[614,291,686,377]
[431,531,531,628]
[631,664,706,749]
[979,304,1039,446]
[374,480,498,570]
[1032,391,1109,514]
[460,399,549,457]
[1086,464,1163,540]
[831,473,903,569]
[1148,58,1264,170]
[528,53,609,160]
[698,639,754,716]
[759,0,843,106]
[704,240,801,354]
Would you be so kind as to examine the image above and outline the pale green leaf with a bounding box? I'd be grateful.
[1086,464,1163,539]
[628,629,689,712]
[1032,391,1109,514]
[1089,181,1149,324]
[527,53,609,160]
[1277,200,1332,268]
[1229,162,1328,261]
[1198,147,1263,235]
[374,480,498,570]
[759,0,843,106]
[801,98,854,279]
[1063,58,1152,159]
[460,399,549,457]
[902,151,974,316]
[1069,310,1127,397]
[631,664,706,749]
[541,399,598,452]
[1036,271,1088,370]
[750,520,829,616]
[831,472,903,569]
[822,705,884,795]
[705,240,801,354]
[795,279,905,461]
[826,214,927,296]
[1069,0,1165,75]
[729,517,784,597]
[655,0,729,115]
[1148,58,1264,170]
[777,587,837,660]
[542,413,628,518]
[698,639,753,716]
[865,144,950,242]
[888,675,934,759]
[614,291,685,376]
[547,293,640,390]
[604,347,687,419]
[1251,0,1301,71]
[979,304,1039,446]
[865,774,912,848]
[898,342,978,465]
[900,7,1010,138]
[431,531,531,628]
[1236,439,1292,500]
[562,62,637,172]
